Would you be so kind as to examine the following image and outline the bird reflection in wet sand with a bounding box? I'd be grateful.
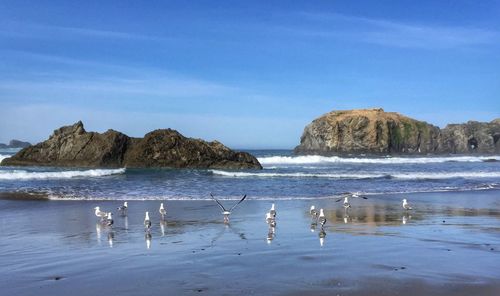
[310,222,317,232]
[319,227,326,247]
[145,232,152,249]
[343,211,350,224]
[402,214,412,225]
[160,220,167,236]
[123,216,129,231]
[107,232,114,248]
[96,223,102,243]
[267,226,276,244]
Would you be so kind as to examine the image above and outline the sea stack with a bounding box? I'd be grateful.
[294,108,499,155]
[1,121,262,169]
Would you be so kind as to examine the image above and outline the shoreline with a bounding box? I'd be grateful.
[1,187,499,201]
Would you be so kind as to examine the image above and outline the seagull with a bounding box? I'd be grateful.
[342,196,351,209]
[94,206,108,220]
[117,201,128,214]
[159,203,166,220]
[402,199,412,211]
[266,212,276,227]
[269,203,276,218]
[144,211,152,231]
[335,192,368,210]
[106,212,114,227]
[318,208,327,226]
[310,205,318,219]
[210,193,247,223]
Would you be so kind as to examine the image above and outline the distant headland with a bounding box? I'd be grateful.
[0,139,31,149]
[1,121,262,169]
[295,108,500,155]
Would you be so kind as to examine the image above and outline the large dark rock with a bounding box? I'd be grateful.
[0,139,31,148]
[295,108,499,155]
[1,121,262,169]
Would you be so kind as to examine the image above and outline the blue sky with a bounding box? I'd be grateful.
[1,0,499,149]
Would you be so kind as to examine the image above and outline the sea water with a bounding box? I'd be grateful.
[1,148,499,200]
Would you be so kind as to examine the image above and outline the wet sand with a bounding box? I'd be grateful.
[0,190,499,295]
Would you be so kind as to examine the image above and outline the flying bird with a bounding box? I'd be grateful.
[210,193,247,223]
[159,203,167,220]
[402,199,412,211]
[144,211,152,231]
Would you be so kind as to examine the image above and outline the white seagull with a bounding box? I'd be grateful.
[106,212,114,227]
[117,201,128,213]
[310,205,318,219]
[94,206,108,220]
[402,199,412,211]
[336,192,368,208]
[269,203,276,218]
[266,212,276,227]
[318,208,327,226]
[159,203,167,220]
[210,193,247,223]
[144,211,152,231]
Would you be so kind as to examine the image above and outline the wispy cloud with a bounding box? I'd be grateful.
[0,21,172,42]
[282,12,499,49]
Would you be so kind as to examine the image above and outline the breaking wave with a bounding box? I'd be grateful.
[257,155,500,166]
[211,170,500,180]
[0,154,11,163]
[0,168,126,180]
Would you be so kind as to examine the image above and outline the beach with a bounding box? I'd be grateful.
[1,190,499,295]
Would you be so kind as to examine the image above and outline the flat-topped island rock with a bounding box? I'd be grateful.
[295,108,499,155]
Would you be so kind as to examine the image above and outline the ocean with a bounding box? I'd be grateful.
[1,149,499,200]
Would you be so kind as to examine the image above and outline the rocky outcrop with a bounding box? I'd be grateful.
[0,139,31,149]
[295,108,500,155]
[1,121,262,169]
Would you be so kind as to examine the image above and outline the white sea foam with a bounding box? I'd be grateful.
[0,154,11,163]
[211,170,500,180]
[257,155,500,165]
[0,168,126,180]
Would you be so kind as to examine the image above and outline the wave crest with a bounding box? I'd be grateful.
[0,168,126,180]
[211,170,500,180]
[257,155,500,165]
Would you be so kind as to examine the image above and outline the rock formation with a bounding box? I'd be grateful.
[0,139,31,148]
[1,121,262,169]
[295,108,499,155]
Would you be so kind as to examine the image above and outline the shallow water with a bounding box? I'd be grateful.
[1,149,499,200]
[1,190,499,295]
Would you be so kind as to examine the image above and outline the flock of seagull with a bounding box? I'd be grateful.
[93,193,414,246]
